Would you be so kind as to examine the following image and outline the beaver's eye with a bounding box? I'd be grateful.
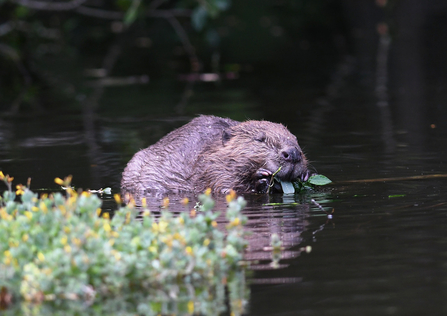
[254,132,266,142]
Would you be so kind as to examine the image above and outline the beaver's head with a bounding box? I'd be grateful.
[221,120,308,189]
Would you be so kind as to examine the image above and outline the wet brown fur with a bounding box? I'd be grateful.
[121,115,307,194]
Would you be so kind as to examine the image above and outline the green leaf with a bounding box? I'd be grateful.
[15,6,30,18]
[279,180,295,194]
[308,174,332,186]
[388,194,406,198]
[123,0,141,26]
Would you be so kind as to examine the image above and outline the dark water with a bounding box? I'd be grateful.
[3,26,447,316]
[3,77,447,315]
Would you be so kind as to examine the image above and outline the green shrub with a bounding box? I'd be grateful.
[0,173,249,315]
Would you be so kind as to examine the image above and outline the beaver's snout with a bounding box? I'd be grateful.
[281,147,302,163]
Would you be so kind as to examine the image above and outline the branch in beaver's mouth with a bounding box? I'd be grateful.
[267,166,310,194]
[266,166,296,194]
[266,166,282,194]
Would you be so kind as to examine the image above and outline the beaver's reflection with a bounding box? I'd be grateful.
[117,191,320,275]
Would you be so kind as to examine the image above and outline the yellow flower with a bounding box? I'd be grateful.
[159,220,168,233]
[4,250,11,257]
[187,300,194,314]
[81,191,90,197]
[141,197,147,208]
[225,189,237,203]
[142,210,150,217]
[39,201,48,213]
[177,216,185,225]
[38,252,45,261]
[0,171,4,180]
[24,211,32,220]
[233,218,240,226]
[181,197,189,205]
[211,221,217,228]
[31,206,39,212]
[111,231,119,238]
[3,257,11,265]
[64,245,72,253]
[114,252,121,261]
[203,238,210,246]
[22,234,29,242]
[103,223,112,232]
[72,238,82,247]
[113,194,122,205]
[109,239,115,246]
[54,177,64,185]
[65,187,74,195]
[61,236,68,245]
[162,197,170,208]
[148,246,157,254]
[68,196,77,206]
[63,226,70,233]
[162,236,173,248]
[185,246,193,255]
[173,233,182,240]
[102,212,110,219]
[204,188,212,196]
[43,268,52,275]
[0,208,9,220]
[96,208,101,216]
[152,222,159,233]
[15,185,24,196]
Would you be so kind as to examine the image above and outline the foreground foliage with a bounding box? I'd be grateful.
[0,173,249,315]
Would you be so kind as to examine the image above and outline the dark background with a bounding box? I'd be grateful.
[1,0,447,190]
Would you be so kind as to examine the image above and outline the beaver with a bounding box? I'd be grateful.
[121,115,309,195]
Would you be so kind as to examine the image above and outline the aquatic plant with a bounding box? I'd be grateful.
[0,172,249,315]
[293,174,332,192]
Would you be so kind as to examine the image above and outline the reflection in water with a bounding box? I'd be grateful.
[124,191,329,285]
[5,274,248,316]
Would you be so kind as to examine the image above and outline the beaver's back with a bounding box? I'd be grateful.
[121,115,238,194]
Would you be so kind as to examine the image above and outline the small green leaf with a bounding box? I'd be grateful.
[279,180,295,194]
[308,175,332,186]
[15,6,30,18]
[123,0,141,26]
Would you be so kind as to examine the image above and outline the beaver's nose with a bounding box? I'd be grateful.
[281,147,302,163]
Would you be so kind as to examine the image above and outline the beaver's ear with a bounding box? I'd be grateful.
[222,129,233,145]
[254,131,266,142]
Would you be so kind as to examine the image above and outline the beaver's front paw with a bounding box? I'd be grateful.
[252,168,272,193]
[300,170,312,182]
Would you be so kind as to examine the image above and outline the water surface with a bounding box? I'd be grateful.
[2,53,447,316]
